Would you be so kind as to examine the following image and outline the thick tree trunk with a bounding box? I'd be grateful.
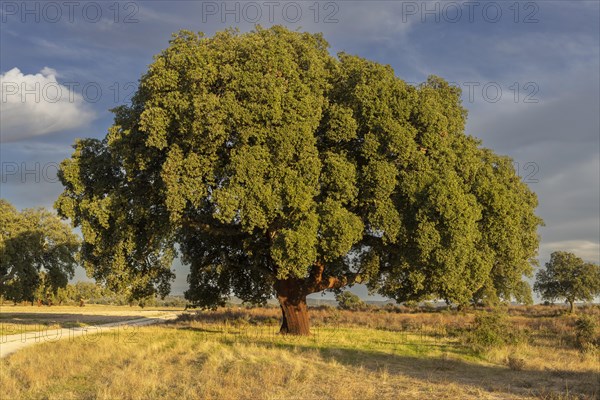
[568,300,574,314]
[275,279,310,335]
[272,262,357,335]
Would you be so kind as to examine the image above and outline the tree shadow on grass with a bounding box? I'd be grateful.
[173,325,235,335]
[247,337,599,399]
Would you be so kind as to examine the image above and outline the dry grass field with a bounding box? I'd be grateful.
[0,305,598,400]
[0,304,183,335]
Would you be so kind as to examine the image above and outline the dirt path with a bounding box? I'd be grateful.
[0,312,179,358]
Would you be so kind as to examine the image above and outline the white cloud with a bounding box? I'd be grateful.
[540,241,600,264]
[0,67,95,142]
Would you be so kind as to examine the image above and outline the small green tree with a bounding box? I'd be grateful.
[0,200,80,304]
[534,251,600,313]
[335,291,365,310]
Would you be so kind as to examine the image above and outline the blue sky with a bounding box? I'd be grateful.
[1,1,599,299]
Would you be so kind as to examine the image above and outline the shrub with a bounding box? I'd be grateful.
[466,311,526,351]
[383,303,405,313]
[233,316,251,328]
[325,309,341,324]
[468,312,508,350]
[575,315,598,351]
[506,355,526,371]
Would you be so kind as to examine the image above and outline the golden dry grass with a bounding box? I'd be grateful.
[1,305,598,400]
[0,304,182,335]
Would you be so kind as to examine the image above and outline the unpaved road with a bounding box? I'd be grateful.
[0,312,179,358]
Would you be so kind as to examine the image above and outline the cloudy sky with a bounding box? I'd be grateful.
[1,1,598,298]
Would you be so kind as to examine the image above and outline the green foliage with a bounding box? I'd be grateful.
[513,281,534,305]
[31,280,186,307]
[468,312,508,350]
[574,315,598,351]
[55,26,543,309]
[136,295,157,308]
[467,312,525,351]
[0,199,80,303]
[402,300,419,310]
[534,251,600,312]
[335,291,365,310]
[71,281,104,300]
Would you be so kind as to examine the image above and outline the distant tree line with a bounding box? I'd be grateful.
[2,280,186,308]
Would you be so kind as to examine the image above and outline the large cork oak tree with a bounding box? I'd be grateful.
[56,26,542,335]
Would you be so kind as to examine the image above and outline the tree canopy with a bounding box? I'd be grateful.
[0,199,80,304]
[534,251,600,313]
[56,26,542,334]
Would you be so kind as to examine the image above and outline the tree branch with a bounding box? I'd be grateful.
[304,261,361,294]
[182,218,249,238]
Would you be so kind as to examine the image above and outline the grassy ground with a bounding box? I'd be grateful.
[0,305,598,400]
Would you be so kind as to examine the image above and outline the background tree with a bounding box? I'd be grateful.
[473,280,533,307]
[335,291,365,310]
[512,281,534,306]
[56,26,542,335]
[0,199,80,304]
[534,251,600,313]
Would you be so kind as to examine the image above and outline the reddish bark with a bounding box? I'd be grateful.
[274,262,361,335]
[275,278,310,335]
